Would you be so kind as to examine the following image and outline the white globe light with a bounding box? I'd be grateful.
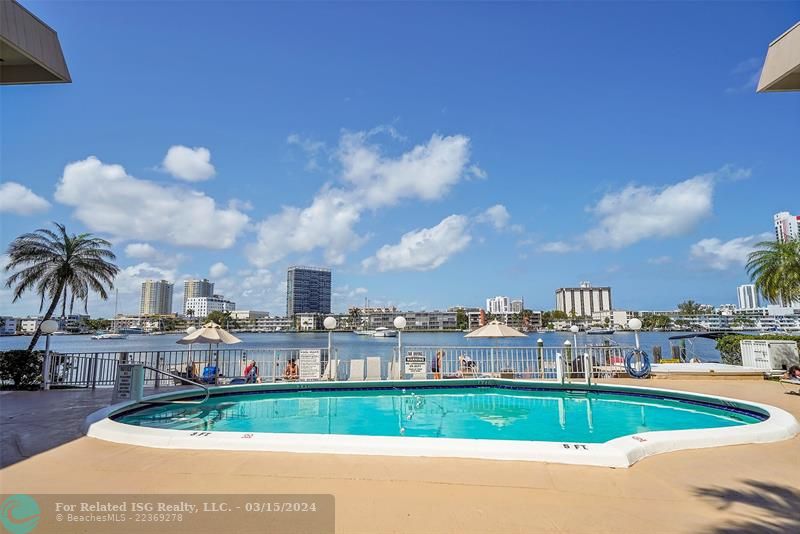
[570,325,580,333]
[563,340,571,346]
[628,318,643,331]
[393,316,407,329]
[40,319,59,334]
[536,338,544,343]
[323,316,337,330]
[186,326,197,334]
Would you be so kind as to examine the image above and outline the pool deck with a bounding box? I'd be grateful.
[2,379,799,533]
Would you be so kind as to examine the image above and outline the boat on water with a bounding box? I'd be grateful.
[91,332,128,340]
[372,327,398,337]
[119,327,144,335]
[354,329,375,336]
[587,328,615,335]
[92,289,127,340]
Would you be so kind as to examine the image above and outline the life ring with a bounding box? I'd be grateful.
[625,350,651,378]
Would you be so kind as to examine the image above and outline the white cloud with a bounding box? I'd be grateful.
[476,204,510,230]
[467,164,487,180]
[209,261,229,278]
[162,145,216,181]
[248,130,476,267]
[647,255,672,265]
[287,134,327,171]
[55,156,249,249]
[0,182,50,215]
[689,233,771,270]
[247,188,364,267]
[584,173,716,249]
[538,241,578,253]
[363,214,471,272]
[338,131,471,208]
[124,243,158,259]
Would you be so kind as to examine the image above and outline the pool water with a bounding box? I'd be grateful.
[114,387,764,443]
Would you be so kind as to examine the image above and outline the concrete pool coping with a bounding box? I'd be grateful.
[82,379,800,468]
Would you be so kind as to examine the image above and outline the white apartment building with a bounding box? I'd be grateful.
[774,211,799,243]
[18,317,41,335]
[485,296,524,314]
[0,317,17,335]
[556,282,612,317]
[140,279,174,315]
[184,295,236,318]
[230,310,269,321]
[254,316,292,332]
[183,278,215,314]
[737,284,761,310]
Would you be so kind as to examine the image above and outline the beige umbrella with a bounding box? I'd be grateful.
[465,320,526,375]
[465,320,527,339]
[177,322,242,382]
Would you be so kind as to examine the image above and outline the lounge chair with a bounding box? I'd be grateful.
[200,366,218,384]
[459,356,478,378]
[780,379,800,394]
[366,357,382,380]
[348,359,365,381]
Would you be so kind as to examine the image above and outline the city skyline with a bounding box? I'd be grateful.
[2,2,798,318]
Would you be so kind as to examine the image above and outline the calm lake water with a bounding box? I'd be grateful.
[0,331,722,362]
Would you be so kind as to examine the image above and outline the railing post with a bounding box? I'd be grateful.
[556,353,564,384]
[154,351,161,388]
[584,352,592,386]
[91,352,99,389]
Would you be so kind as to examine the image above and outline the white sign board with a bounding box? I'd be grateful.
[405,351,426,375]
[299,349,322,381]
[112,363,144,403]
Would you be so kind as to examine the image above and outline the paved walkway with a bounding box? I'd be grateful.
[1,379,798,533]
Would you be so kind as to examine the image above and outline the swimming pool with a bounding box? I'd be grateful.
[84,380,800,468]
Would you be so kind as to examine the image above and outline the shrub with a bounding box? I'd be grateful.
[716,334,800,366]
[0,350,43,389]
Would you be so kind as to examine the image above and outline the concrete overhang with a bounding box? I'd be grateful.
[0,0,71,84]
[757,21,800,92]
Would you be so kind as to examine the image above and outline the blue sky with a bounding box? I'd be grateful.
[1,1,798,317]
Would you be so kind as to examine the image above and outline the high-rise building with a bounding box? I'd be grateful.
[286,266,331,317]
[555,281,612,317]
[774,211,799,243]
[485,296,524,314]
[485,296,510,314]
[737,284,761,310]
[183,279,214,314]
[139,280,174,315]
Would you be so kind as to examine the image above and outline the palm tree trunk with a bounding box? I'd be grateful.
[27,280,66,352]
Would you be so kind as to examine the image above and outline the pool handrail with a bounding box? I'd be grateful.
[141,365,210,405]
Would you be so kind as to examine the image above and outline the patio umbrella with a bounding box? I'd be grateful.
[464,320,526,375]
[177,321,242,381]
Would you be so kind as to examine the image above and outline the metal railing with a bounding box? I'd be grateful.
[36,344,635,388]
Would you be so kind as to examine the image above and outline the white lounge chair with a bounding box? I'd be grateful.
[348,359,365,381]
[366,357,382,381]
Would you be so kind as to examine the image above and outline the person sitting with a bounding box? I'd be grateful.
[783,365,800,383]
[243,359,259,383]
[185,360,197,381]
[284,358,299,380]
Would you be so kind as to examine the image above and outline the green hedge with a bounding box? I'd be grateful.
[0,350,44,389]
[716,335,800,366]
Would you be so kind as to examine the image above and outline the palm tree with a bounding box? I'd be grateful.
[4,223,119,351]
[746,240,800,306]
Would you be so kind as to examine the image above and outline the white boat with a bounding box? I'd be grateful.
[372,327,398,338]
[91,332,128,340]
[92,289,127,340]
[354,329,375,336]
